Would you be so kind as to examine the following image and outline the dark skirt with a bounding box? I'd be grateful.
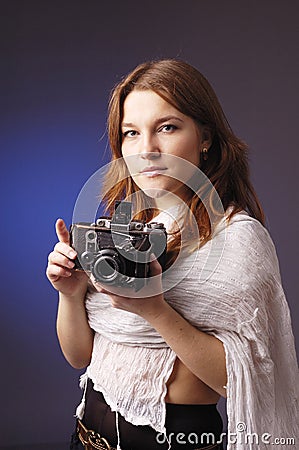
[70,379,224,450]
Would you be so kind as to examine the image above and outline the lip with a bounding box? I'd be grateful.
[139,166,167,177]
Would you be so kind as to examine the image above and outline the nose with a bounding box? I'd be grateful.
[140,133,161,160]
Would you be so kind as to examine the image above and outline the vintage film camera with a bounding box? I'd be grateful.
[70,201,167,291]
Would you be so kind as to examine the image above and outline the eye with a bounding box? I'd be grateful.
[159,124,178,133]
[123,130,138,138]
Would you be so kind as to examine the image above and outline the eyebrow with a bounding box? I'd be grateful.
[121,115,184,128]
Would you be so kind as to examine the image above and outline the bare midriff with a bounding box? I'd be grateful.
[165,358,220,405]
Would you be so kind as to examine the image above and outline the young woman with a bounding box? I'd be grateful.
[46,59,299,450]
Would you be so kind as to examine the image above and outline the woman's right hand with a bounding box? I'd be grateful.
[46,218,88,297]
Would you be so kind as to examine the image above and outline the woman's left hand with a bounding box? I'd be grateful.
[90,257,168,321]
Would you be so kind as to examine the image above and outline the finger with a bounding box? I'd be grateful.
[90,276,120,296]
[55,218,70,244]
[54,242,77,259]
[46,264,72,281]
[48,251,75,269]
[149,255,162,276]
[90,275,106,292]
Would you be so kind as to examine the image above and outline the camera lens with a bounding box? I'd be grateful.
[93,255,119,281]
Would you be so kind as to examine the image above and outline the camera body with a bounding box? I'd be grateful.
[70,202,167,291]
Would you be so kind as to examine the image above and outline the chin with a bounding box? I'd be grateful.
[141,188,168,199]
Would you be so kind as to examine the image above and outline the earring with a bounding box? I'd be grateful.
[202,147,208,160]
[200,147,208,166]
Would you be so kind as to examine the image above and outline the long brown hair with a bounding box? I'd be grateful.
[102,59,265,264]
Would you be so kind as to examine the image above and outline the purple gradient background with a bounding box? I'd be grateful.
[1,1,298,448]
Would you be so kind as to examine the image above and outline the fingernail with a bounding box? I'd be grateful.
[69,250,76,258]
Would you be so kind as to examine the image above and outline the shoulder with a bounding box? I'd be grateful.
[209,209,281,284]
[214,209,276,257]
[164,210,283,327]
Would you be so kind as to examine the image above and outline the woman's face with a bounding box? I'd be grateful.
[121,89,211,207]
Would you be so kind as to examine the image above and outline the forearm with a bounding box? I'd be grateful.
[142,301,227,397]
[56,292,94,369]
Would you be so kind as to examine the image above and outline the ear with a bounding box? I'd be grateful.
[201,127,213,149]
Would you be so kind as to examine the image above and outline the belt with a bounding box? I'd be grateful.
[77,419,221,450]
[77,420,117,450]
